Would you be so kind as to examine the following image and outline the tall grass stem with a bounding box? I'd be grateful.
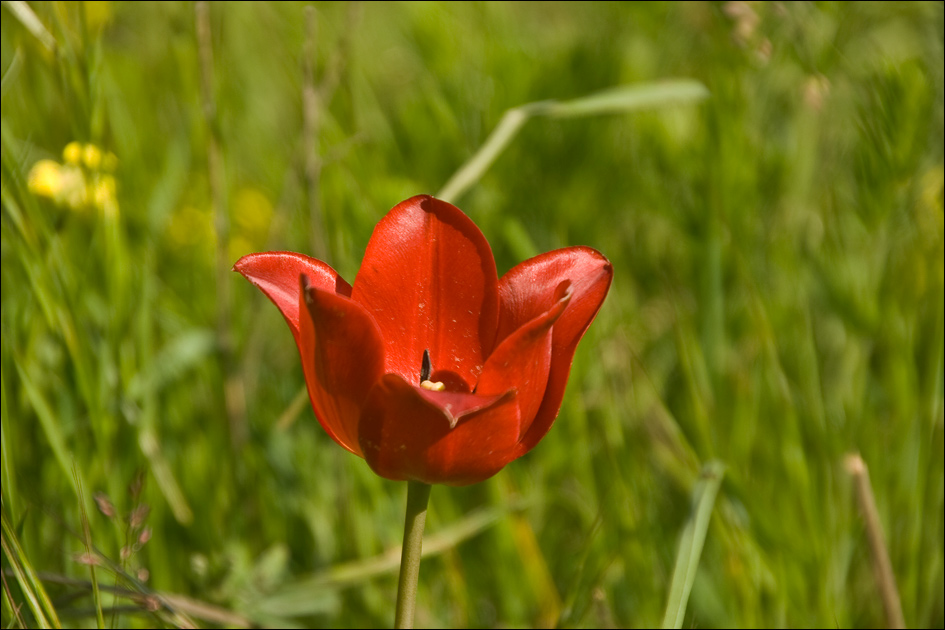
[195,0,246,448]
[845,453,906,629]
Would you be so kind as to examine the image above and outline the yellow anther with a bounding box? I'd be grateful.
[420,380,445,392]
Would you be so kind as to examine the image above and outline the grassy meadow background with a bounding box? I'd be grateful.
[2,1,943,627]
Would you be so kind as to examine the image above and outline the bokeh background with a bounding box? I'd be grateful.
[2,2,943,628]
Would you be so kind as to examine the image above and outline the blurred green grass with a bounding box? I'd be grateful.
[1,1,943,628]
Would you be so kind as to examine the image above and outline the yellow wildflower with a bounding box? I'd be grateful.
[27,159,65,198]
[29,142,119,215]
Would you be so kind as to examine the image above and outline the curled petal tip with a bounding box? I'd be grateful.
[300,273,315,304]
[555,279,574,301]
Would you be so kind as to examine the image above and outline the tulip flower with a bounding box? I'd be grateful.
[236,194,611,626]
[235,195,612,486]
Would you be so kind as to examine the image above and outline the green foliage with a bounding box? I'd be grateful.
[2,1,943,628]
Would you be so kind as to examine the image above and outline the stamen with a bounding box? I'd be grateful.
[419,350,444,390]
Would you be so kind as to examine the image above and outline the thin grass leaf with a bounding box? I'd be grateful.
[437,106,532,204]
[71,467,105,630]
[437,80,708,203]
[0,508,61,628]
[1,568,29,628]
[0,372,15,517]
[245,503,517,622]
[59,541,199,629]
[0,123,40,250]
[500,217,540,262]
[542,80,710,118]
[661,461,725,629]
[0,47,23,100]
[275,385,310,431]
[137,428,193,525]
[125,329,215,402]
[1,1,57,53]
[308,503,510,590]
[14,363,74,494]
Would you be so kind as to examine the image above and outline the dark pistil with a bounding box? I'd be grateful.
[420,349,431,383]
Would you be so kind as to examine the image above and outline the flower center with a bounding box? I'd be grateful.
[419,348,445,391]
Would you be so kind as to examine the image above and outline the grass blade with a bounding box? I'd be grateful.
[1,0,57,53]
[1,507,62,628]
[661,461,725,629]
[437,106,532,204]
[15,363,74,493]
[437,79,708,203]
[72,466,105,629]
[543,80,709,118]
[245,502,515,622]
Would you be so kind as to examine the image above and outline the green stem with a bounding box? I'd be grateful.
[394,481,432,629]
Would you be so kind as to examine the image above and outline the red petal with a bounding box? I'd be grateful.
[358,374,519,486]
[350,196,499,389]
[496,247,612,457]
[299,276,384,456]
[476,288,570,439]
[234,251,352,343]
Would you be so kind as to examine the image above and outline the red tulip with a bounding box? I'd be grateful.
[234,195,612,486]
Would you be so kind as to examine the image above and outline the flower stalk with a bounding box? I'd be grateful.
[395,481,432,629]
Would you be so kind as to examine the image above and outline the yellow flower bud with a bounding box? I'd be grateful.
[27,160,64,198]
[63,142,83,165]
[82,144,103,170]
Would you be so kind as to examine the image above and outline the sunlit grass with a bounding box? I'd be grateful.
[2,2,943,628]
